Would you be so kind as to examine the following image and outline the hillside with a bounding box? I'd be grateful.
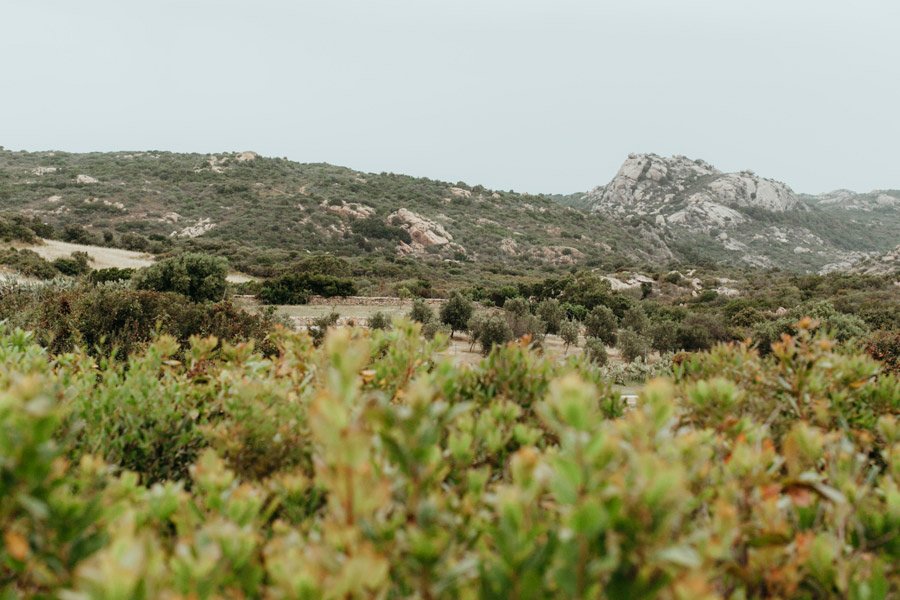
[0,148,896,280]
[0,149,672,285]
[580,153,900,272]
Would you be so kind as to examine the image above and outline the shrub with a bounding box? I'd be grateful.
[477,314,513,354]
[503,299,545,342]
[258,272,356,305]
[621,305,649,334]
[583,336,608,365]
[618,328,651,362]
[0,324,897,598]
[649,319,679,353]
[559,319,579,352]
[51,251,92,276]
[408,298,434,324]
[89,267,134,284]
[368,311,391,330]
[0,284,276,358]
[421,321,450,340]
[536,298,564,334]
[133,253,228,302]
[0,248,58,279]
[677,312,728,351]
[439,292,473,337]
[864,329,900,374]
[502,296,529,317]
[584,305,618,346]
[309,311,340,346]
[753,301,869,354]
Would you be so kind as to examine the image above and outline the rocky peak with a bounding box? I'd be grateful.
[587,153,801,217]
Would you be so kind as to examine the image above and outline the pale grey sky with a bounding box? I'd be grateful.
[2,0,898,194]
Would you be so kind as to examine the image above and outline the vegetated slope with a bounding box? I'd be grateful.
[579,153,900,273]
[1,148,896,276]
[0,149,667,279]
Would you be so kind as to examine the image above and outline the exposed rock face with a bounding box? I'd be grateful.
[577,153,900,272]
[587,153,800,217]
[811,189,900,211]
[323,200,375,219]
[236,151,258,162]
[588,153,718,216]
[500,238,519,255]
[824,244,900,276]
[172,218,215,238]
[76,174,99,184]
[389,208,452,247]
[528,245,584,265]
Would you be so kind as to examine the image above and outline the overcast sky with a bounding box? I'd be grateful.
[2,0,898,194]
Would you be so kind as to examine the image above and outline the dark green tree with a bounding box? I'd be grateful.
[584,305,618,346]
[439,292,474,338]
[133,253,228,303]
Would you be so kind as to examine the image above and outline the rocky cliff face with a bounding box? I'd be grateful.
[587,153,801,219]
[581,154,898,273]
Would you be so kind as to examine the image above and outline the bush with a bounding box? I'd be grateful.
[618,328,651,363]
[133,253,228,302]
[559,319,579,351]
[368,311,392,330]
[259,272,356,305]
[89,267,134,284]
[439,292,473,337]
[677,312,728,351]
[583,336,608,365]
[408,298,434,324]
[504,299,545,342]
[584,305,618,346]
[536,298,564,334]
[649,319,679,353]
[309,311,340,346]
[753,302,868,354]
[0,284,276,358]
[51,251,92,276]
[0,324,897,598]
[621,305,649,334]
[864,329,900,374]
[0,248,58,279]
[421,321,450,340]
[477,314,514,354]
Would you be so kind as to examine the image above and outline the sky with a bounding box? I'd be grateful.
[2,0,898,195]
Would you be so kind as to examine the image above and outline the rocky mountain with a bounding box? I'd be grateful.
[0,148,895,277]
[580,153,900,273]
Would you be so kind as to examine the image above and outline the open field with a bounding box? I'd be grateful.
[15,239,256,283]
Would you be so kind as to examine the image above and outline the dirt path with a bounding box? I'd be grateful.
[15,239,254,283]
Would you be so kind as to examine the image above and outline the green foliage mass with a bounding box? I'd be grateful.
[132,252,228,302]
[439,291,473,336]
[3,321,896,597]
[584,305,619,346]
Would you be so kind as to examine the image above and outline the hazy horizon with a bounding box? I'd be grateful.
[3,0,898,195]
